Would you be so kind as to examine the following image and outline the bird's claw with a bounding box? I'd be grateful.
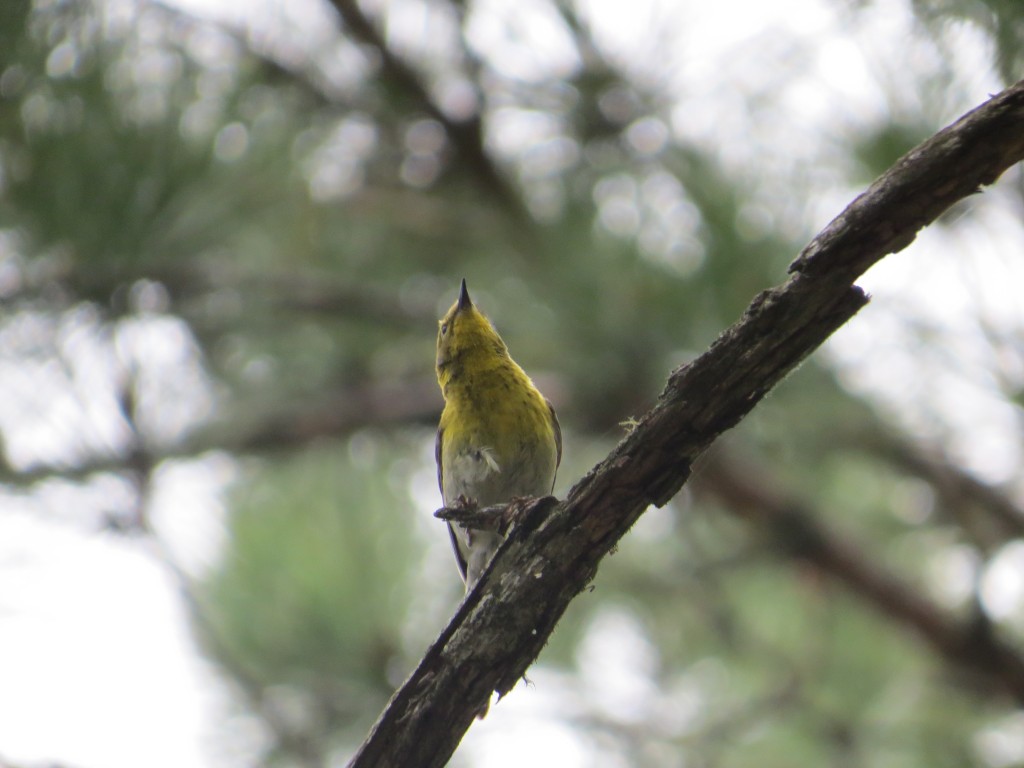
[434,497,503,532]
[435,494,558,535]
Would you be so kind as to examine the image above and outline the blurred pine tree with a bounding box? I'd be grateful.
[0,1,1022,766]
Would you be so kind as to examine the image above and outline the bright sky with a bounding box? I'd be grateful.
[0,0,1020,767]
[0,520,213,767]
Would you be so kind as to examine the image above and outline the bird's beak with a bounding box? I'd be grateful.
[458,278,472,311]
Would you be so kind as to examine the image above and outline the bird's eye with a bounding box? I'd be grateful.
[441,322,449,336]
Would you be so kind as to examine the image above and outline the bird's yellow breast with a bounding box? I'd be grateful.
[438,362,558,506]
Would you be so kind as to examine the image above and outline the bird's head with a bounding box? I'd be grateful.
[436,279,507,383]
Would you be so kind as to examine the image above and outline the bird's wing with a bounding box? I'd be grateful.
[547,398,563,474]
[435,425,445,496]
[436,425,469,581]
[447,522,468,582]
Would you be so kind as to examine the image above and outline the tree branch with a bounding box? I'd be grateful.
[695,449,1024,696]
[0,376,442,489]
[348,79,1024,767]
[863,430,1024,545]
[326,0,530,222]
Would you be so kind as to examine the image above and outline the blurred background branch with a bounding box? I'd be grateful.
[697,449,1024,702]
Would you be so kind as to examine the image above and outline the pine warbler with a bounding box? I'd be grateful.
[435,279,562,588]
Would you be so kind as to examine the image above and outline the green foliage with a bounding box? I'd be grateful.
[201,436,419,730]
[2,0,1024,766]
[913,0,1024,81]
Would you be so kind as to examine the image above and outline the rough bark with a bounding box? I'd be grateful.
[348,80,1024,767]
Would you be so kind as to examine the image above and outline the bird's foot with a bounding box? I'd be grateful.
[434,495,558,535]
[434,496,502,532]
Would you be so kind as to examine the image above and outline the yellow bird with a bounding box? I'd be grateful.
[435,279,562,588]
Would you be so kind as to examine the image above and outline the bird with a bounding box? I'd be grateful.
[435,279,561,589]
